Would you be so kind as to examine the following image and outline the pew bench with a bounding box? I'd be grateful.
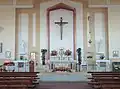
[0,77,39,85]
[88,71,120,73]
[88,72,120,89]
[0,79,36,89]
[102,84,120,89]
[0,85,35,89]
[89,79,120,89]
[0,72,39,89]
[0,80,32,84]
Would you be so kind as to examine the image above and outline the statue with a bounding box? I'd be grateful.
[41,49,47,65]
[20,40,27,54]
[76,48,82,72]
[77,48,82,65]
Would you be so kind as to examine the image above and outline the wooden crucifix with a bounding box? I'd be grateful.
[55,17,68,40]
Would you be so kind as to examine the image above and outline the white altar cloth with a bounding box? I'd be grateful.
[49,56,77,68]
[96,60,111,71]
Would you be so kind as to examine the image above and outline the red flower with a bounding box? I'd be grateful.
[65,50,72,56]
[51,50,57,56]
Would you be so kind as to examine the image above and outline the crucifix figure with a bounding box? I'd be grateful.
[55,17,68,40]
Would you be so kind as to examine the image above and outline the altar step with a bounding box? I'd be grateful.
[36,64,52,72]
[39,72,89,81]
[37,81,92,89]
[36,64,77,73]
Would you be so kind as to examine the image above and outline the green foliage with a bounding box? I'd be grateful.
[14,58,28,61]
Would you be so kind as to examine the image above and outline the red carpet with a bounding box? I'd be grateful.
[36,81,93,89]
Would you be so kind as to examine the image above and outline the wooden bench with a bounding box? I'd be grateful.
[0,72,39,89]
[0,72,39,76]
[94,79,120,89]
[0,79,36,89]
[0,85,35,89]
[88,72,120,89]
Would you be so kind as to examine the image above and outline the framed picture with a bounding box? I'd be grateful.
[113,50,119,57]
[5,51,11,58]
[0,43,3,53]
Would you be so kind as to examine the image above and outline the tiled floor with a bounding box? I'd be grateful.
[36,81,93,89]
[36,72,92,89]
[39,72,89,81]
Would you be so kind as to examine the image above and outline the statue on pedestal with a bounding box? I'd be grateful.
[77,48,82,64]
[41,49,47,65]
[76,48,82,72]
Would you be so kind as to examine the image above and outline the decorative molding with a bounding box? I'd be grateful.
[1,0,120,8]
[89,5,108,8]
[5,51,12,58]
[71,0,88,3]
[89,0,120,7]
[0,0,33,8]
[32,13,36,47]
[47,3,75,11]
[0,5,33,8]
[13,0,16,6]
[15,5,33,8]
[89,5,120,8]
[47,3,76,60]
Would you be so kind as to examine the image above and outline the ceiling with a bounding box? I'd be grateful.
[0,0,120,8]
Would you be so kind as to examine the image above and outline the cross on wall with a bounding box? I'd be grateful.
[55,17,68,40]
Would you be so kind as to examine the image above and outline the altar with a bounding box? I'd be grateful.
[48,48,77,71]
[49,56,76,68]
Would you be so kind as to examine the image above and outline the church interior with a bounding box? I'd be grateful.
[0,0,120,89]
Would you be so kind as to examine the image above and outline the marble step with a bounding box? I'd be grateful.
[36,65,51,72]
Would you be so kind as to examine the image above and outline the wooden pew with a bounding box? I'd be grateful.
[95,78,120,89]
[88,72,120,89]
[0,72,39,89]
[0,78,36,89]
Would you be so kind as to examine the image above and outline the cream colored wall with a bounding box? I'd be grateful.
[94,12,106,58]
[0,0,33,5]
[108,7,120,58]
[40,0,84,63]
[0,7,15,62]
[89,0,120,6]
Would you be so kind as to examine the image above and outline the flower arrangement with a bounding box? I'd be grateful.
[41,49,47,53]
[52,67,72,72]
[51,50,57,56]
[64,49,72,56]
[100,54,105,60]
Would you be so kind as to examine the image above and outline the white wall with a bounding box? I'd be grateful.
[50,9,73,55]
[18,14,28,57]
[40,0,83,62]
[94,12,106,57]
[108,7,120,58]
[0,7,15,61]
